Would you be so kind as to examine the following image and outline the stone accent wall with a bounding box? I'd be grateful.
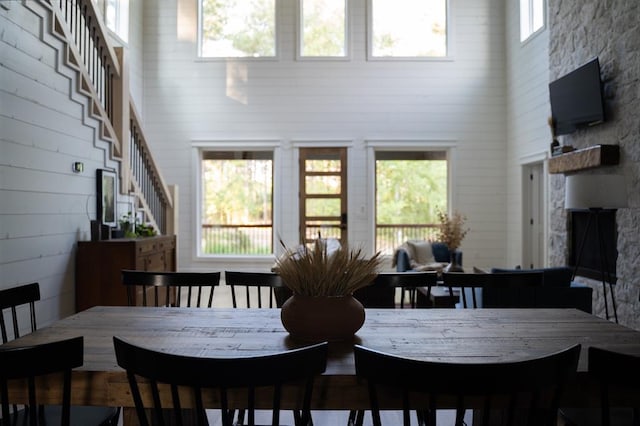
[548,1,640,329]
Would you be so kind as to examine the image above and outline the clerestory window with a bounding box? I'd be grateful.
[520,0,545,42]
[198,0,277,58]
[298,0,348,58]
[368,0,448,59]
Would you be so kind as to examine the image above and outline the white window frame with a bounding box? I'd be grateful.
[366,0,451,61]
[366,140,457,254]
[98,0,129,43]
[296,0,350,60]
[197,0,278,60]
[520,0,546,43]
[192,141,282,259]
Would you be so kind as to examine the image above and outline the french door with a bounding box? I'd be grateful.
[299,147,348,246]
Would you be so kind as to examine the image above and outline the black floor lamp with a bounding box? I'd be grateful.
[565,174,627,323]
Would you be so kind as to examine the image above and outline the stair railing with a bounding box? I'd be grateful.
[43,0,175,235]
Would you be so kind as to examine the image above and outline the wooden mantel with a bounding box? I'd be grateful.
[548,144,620,174]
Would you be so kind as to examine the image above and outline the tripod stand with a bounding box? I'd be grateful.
[571,208,618,323]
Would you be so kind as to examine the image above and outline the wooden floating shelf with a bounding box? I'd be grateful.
[548,144,619,174]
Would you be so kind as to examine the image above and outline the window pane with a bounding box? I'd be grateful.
[306,198,341,217]
[532,0,544,33]
[201,151,273,255]
[300,0,346,57]
[520,0,545,42]
[370,0,447,57]
[305,176,341,194]
[375,151,448,254]
[200,0,276,58]
[305,159,341,172]
[104,0,129,42]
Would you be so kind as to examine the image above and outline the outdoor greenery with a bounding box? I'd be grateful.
[376,159,447,225]
[201,0,276,57]
[201,154,447,255]
[301,0,346,56]
[199,0,447,58]
[202,156,272,254]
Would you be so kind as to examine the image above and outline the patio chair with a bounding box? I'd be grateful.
[113,336,328,426]
[121,270,221,307]
[354,343,581,426]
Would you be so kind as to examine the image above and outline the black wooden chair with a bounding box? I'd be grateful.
[441,272,490,308]
[353,271,438,309]
[354,343,581,426]
[441,271,544,308]
[560,346,640,426]
[121,270,221,307]
[0,336,83,426]
[224,271,288,308]
[113,336,328,426]
[0,283,120,426]
[349,272,439,426]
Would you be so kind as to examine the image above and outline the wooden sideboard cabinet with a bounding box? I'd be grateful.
[75,235,176,311]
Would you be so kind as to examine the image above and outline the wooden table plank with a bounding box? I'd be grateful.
[3,307,640,410]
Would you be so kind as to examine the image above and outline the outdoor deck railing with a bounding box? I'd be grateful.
[201,224,438,256]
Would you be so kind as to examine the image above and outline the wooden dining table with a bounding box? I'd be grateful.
[3,306,640,420]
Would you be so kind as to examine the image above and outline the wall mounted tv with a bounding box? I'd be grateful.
[549,57,606,136]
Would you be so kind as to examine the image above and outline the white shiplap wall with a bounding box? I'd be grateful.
[504,0,551,268]
[0,3,124,328]
[141,0,510,271]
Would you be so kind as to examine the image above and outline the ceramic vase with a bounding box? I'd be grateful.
[444,251,464,273]
[280,294,365,342]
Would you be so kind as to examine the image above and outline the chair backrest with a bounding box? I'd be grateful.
[0,283,40,343]
[354,343,581,426]
[588,346,640,426]
[0,336,84,426]
[442,272,545,308]
[121,270,221,307]
[224,271,286,308]
[113,336,328,426]
[355,272,438,308]
[483,271,545,308]
[441,273,490,308]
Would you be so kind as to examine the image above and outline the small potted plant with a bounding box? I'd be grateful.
[118,212,137,238]
[275,238,382,342]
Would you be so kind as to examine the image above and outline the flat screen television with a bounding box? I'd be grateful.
[549,58,606,136]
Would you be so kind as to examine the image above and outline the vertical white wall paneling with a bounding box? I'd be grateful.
[504,0,551,268]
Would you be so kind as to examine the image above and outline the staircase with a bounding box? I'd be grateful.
[24,0,176,235]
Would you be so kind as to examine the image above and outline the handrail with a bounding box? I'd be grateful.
[129,103,174,235]
[46,0,121,153]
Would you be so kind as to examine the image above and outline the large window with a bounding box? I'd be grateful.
[368,0,447,58]
[375,151,448,254]
[520,0,545,42]
[298,0,348,58]
[199,0,276,58]
[200,151,273,255]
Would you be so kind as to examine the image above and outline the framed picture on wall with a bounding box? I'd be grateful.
[97,169,117,227]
